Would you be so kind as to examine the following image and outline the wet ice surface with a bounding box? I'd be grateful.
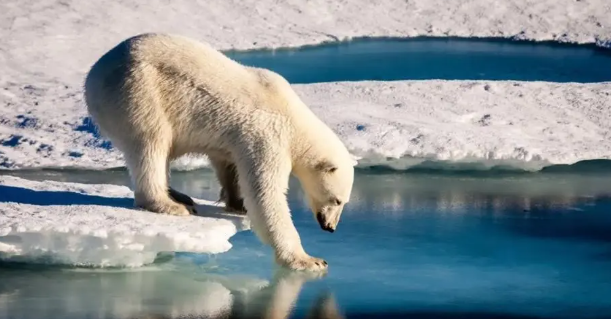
[1,170,611,318]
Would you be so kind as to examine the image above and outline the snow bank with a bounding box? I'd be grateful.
[0,175,249,267]
[301,81,611,171]
[1,0,609,171]
[1,0,609,90]
[1,80,609,172]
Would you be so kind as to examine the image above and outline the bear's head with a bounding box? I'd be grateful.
[299,158,354,233]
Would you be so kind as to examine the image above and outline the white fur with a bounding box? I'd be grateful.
[83,33,354,271]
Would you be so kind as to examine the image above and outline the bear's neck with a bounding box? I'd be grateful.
[290,116,341,175]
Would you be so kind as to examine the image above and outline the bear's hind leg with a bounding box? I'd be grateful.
[165,159,197,213]
[220,162,247,214]
[126,141,192,217]
[210,157,246,214]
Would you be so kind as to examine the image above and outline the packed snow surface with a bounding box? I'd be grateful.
[302,81,611,170]
[1,0,610,171]
[0,175,250,267]
[1,80,609,171]
[2,0,610,84]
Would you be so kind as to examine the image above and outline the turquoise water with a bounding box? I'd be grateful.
[226,37,611,83]
[3,38,611,318]
[2,170,611,318]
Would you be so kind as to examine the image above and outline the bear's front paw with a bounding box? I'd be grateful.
[278,253,328,272]
[138,200,192,216]
[161,202,193,216]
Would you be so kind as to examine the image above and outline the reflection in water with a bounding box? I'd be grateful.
[2,170,611,318]
[340,172,611,215]
[6,169,611,216]
[0,265,342,319]
[229,271,343,319]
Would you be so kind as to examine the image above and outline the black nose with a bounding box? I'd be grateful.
[316,212,324,225]
[316,212,335,233]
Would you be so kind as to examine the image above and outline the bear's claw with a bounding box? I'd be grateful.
[167,188,198,215]
[138,200,192,216]
[187,205,198,215]
[279,253,329,272]
[169,187,195,206]
[223,200,247,214]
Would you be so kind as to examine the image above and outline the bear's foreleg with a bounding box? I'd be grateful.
[234,142,328,272]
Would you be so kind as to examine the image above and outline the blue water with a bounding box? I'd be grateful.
[3,37,611,318]
[226,37,611,83]
[2,170,611,318]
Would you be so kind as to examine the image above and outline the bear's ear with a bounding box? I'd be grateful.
[315,161,338,173]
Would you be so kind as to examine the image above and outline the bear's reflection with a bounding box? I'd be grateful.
[225,270,343,319]
[0,265,343,319]
[129,270,343,319]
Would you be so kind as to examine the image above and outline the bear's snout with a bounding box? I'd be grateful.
[316,212,335,233]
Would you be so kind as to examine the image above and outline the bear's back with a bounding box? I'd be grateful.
[133,34,300,114]
[129,33,249,86]
[86,33,316,130]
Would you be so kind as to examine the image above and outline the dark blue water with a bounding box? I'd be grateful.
[2,170,611,318]
[3,38,611,319]
[225,37,611,83]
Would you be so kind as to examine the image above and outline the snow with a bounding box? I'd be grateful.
[1,80,610,172]
[302,81,611,171]
[0,0,610,171]
[2,0,610,86]
[0,175,250,267]
[1,0,610,172]
[0,0,608,272]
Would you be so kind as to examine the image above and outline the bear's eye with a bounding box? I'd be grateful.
[315,161,338,173]
[333,198,342,205]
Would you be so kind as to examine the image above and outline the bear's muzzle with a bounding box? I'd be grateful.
[316,212,335,233]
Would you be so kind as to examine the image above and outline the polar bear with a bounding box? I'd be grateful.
[84,33,354,271]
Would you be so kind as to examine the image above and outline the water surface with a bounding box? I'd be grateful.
[226,37,611,83]
[3,36,611,319]
[2,170,611,318]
